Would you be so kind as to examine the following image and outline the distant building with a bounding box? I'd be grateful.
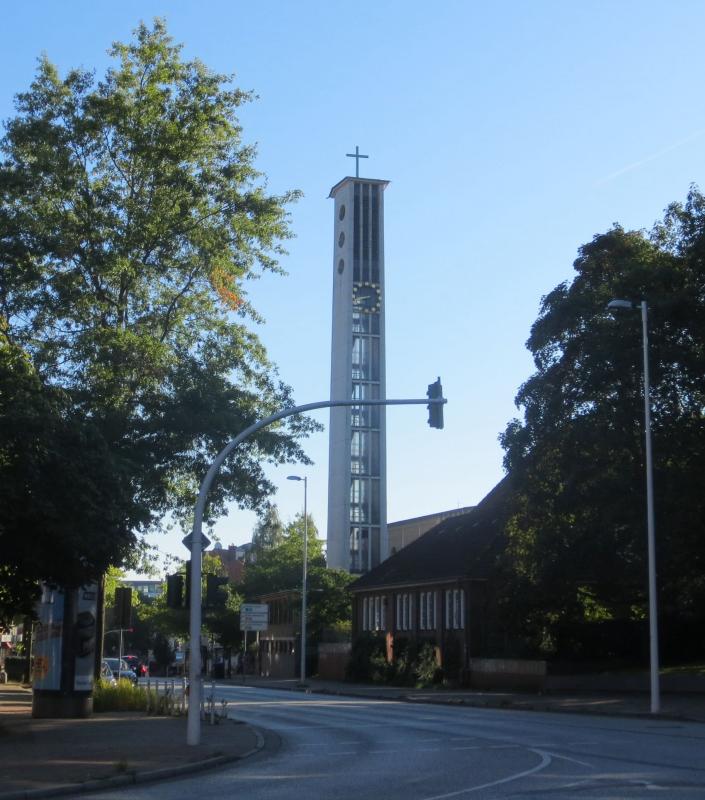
[234,542,254,562]
[124,580,162,601]
[209,543,248,584]
[257,589,300,679]
[388,507,475,555]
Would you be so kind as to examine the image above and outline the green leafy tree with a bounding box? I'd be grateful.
[242,513,353,640]
[243,513,323,598]
[500,188,705,657]
[0,20,316,613]
[251,503,284,557]
[0,340,140,625]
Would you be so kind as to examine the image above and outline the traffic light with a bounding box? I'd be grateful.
[166,574,184,609]
[205,575,228,609]
[427,377,444,429]
[114,587,132,628]
[184,560,192,608]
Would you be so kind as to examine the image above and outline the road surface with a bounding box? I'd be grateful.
[85,684,705,799]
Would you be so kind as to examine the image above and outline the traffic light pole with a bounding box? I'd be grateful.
[187,390,446,746]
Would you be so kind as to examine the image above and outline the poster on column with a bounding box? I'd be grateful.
[74,584,98,691]
[33,585,64,691]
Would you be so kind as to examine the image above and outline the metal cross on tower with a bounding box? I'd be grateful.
[346,145,369,177]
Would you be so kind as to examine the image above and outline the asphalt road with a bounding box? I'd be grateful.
[83,684,705,799]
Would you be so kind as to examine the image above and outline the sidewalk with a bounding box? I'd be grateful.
[2,677,704,800]
[0,684,261,800]
[230,675,705,723]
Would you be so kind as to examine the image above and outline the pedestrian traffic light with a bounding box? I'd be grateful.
[427,377,444,429]
[206,575,228,609]
[166,574,184,609]
[114,587,132,628]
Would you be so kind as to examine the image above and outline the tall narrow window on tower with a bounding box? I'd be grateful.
[327,166,390,573]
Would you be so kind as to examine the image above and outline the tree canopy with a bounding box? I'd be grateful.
[500,187,705,655]
[0,20,316,613]
[242,513,354,640]
[251,503,284,557]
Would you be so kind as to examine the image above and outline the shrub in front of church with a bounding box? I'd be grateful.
[347,635,443,687]
[389,637,417,686]
[413,643,443,688]
[346,633,390,683]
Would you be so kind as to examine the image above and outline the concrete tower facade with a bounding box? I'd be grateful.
[327,175,389,573]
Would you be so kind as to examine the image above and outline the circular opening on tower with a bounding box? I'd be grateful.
[338,232,345,247]
[337,259,345,274]
[339,205,346,221]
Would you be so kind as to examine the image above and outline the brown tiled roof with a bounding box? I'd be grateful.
[350,477,513,592]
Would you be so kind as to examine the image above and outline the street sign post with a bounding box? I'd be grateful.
[240,603,268,632]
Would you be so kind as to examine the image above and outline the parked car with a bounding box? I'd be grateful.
[122,655,146,676]
[100,660,117,685]
[104,657,137,685]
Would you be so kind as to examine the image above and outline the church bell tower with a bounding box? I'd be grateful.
[327,149,389,573]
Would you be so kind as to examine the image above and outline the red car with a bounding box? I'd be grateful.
[123,655,148,677]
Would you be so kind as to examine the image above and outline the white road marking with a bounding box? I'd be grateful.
[540,749,596,769]
[421,749,552,799]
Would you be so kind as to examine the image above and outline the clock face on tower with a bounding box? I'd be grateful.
[352,282,381,314]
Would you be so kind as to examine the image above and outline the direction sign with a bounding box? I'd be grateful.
[241,603,268,615]
[240,603,268,631]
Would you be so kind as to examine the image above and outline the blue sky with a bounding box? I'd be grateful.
[3,2,705,572]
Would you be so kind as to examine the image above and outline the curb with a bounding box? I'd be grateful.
[0,727,265,800]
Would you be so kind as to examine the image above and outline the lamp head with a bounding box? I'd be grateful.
[287,475,303,482]
[607,299,636,310]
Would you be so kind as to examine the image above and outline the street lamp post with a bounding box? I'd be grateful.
[287,475,308,683]
[607,298,660,714]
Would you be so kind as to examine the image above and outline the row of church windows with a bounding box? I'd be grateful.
[361,589,466,632]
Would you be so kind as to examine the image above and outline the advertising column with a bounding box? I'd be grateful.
[32,583,98,718]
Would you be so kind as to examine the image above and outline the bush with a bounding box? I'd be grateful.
[414,643,442,688]
[346,634,389,682]
[347,635,443,687]
[390,638,417,686]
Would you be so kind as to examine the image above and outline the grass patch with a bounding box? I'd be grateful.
[94,678,163,712]
[661,663,705,677]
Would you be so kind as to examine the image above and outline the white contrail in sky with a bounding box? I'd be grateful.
[596,128,705,185]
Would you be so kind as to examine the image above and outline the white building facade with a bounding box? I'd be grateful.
[327,175,389,573]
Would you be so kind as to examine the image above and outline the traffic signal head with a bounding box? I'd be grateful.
[166,574,184,609]
[114,587,132,628]
[427,377,444,429]
[206,575,228,609]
